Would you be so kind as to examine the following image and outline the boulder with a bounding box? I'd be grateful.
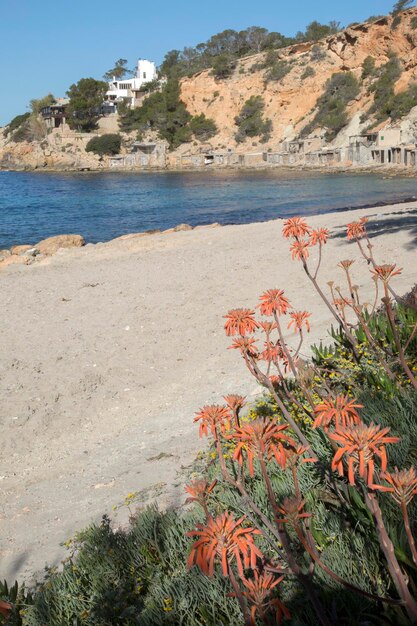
[0,249,11,262]
[0,255,30,269]
[173,223,193,232]
[10,245,32,255]
[35,234,85,256]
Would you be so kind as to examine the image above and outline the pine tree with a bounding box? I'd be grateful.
[392,0,413,15]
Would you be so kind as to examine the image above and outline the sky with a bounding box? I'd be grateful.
[0,0,410,126]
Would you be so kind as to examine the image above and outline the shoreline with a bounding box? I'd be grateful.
[2,162,417,178]
[1,199,416,584]
[1,194,417,254]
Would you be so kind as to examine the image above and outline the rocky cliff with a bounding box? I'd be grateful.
[179,9,417,152]
[3,9,417,170]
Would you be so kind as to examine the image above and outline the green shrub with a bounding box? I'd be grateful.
[310,44,327,63]
[368,54,402,121]
[234,96,272,143]
[138,79,160,94]
[189,114,218,141]
[264,59,292,83]
[30,94,56,115]
[361,55,376,79]
[366,56,417,122]
[3,112,30,137]
[1,508,241,626]
[119,80,192,149]
[391,14,402,29]
[7,115,46,143]
[301,71,360,141]
[85,134,122,156]
[366,14,385,22]
[389,83,417,120]
[251,49,280,72]
[411,16,417,28]
[210,54,236,79]
[301,66,315,80]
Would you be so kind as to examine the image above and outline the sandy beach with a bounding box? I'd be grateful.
[1,201,416,584]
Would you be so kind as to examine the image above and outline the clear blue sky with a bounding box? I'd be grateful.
[0,0,409,126]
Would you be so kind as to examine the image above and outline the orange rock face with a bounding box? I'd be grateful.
[179,10,417,150]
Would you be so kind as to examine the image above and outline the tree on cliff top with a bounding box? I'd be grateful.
[297,20,341,41]
[66,78,108,132]
[103,59,133,81]
[30,94,56,115]
[392,0,414,14]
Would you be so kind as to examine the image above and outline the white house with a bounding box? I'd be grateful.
[105,59,157,110]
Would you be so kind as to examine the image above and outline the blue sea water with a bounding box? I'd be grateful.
[0,169,416,248]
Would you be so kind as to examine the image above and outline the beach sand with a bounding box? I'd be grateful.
[1,201,416,583]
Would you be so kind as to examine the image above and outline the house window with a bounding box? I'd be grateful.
[119,83,131,90]
[143,72,147,79]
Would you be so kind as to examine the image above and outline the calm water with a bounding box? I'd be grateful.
[0,169,416,248]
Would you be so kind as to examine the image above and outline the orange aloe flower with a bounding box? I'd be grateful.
[282,217,311,239]
[230,418,295,476]
[259,321,277,334]
[282,444,317,469]
[241,571,290,625]
[224,308,259,336]
[224,394,247,414]
[229,337,259,358]
[373,467,417,506]
[287,311,311,333]
[346,217,368,240]
[185,479,217,506]
[329,423,400,487]
[261,340,286,363]
[258,289,291,316]
[276,497,312,527]
[194,405,231,438]
[187,512,262,577]
[290,240,310,261]
[371,264,402,283]
[310,228,330,246]
[313,395,363,431]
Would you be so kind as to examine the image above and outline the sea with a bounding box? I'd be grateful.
[0,169,416,249]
